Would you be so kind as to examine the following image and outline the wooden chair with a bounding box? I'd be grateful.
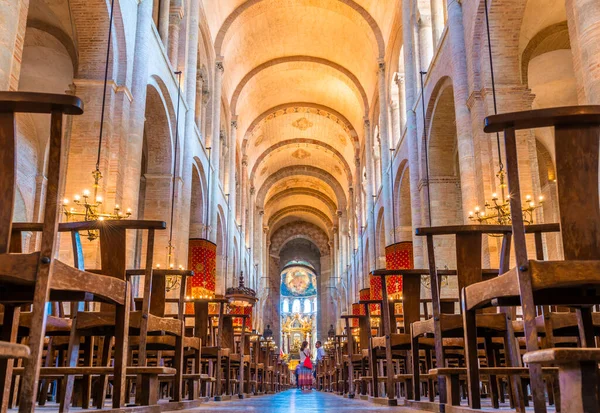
[413,225,524,409]
[129,267,198,402]
[0,92,136,412]
[462,106,600,413]
[188,297,229,400]
[368,268,433,405]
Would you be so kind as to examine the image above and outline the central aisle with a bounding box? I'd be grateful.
[175,390,427,412]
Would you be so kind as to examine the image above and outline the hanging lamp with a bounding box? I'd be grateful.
[61,0,131,240]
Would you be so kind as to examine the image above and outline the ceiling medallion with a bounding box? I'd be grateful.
[254,135,264,147]
[292,117,313,131]
[291,148,311,160]
[337,134,347,146]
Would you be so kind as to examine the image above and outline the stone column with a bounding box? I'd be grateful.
[241,155,248,248]
[179,0,199,265]
[403,0,424,267]
[446,0,478,217]
[209,60,224,243]
[158,0,170,46]
[377,63,395,247]
[168,1,183,68]
[194,72,204,126]
[363,119,377,273]
[566,0,600,104]
[0,0,28,90]
[390,98,401,148]
[430,0,445,49]
[226,119,238,288]
[395,74,407,132]
[418,6,434,70]
[123,0,155,221]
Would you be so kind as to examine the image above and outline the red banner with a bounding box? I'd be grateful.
[185,239,217,314]
[229,304,253,329]
[351,302,364,327]
[369,242,414,315]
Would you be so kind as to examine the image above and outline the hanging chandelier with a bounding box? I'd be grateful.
[466,0,543,227]
[61,0,131,241]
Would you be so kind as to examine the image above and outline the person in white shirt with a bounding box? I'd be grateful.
[313,341,326,384]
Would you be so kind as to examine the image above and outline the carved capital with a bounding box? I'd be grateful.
[378,60,385,73]
[231,120,238,129]
[202,88,210,104]
[216,61,224,73]
[250,186,255,195]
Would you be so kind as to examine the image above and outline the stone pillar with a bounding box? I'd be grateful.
[403,0,424,267]
[446,0,478,217]
[0,0,28,90]
[179,0,199,266]
[430,0,445,49]
[566,0,600,104]
[241,155,248,247]
[395,74,407,132]
[123,0,155,226]
[168,1,183,68]
[226,119,238,288]
[390,98,401,148]
[377,63,395,247]
[363,119,377,273]
[158,0,170,46]
[209,61,224,243]
[418,6,434,69]
[194,72,204,126]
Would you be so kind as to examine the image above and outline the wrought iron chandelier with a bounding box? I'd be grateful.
[467,0,544,227]
[61,0,131,241]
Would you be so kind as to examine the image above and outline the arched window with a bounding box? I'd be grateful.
[303,299,311,314]
[282,298,290,313]
[292,299,301,313]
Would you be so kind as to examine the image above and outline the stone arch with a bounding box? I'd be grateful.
[242,103,359,153]
[214,0,385,59]
[25,18,78,73]
[426,81,463,226]
[215,204,227,292]
[190,158,208,238]
[393,160,413,242]
[256,166,348,210]
[250,139,352,184]
[70,0,128,83]
[270,221,330,256]
[265,188,338,216]
[521,22,571,86]
[268,206,334,230]
[231,56,369,114]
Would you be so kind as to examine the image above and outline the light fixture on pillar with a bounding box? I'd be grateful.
[467,0,543,226]
[226,224,257,307]
[61,0,131,241]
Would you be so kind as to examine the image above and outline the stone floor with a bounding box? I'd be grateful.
[172,390,427,412]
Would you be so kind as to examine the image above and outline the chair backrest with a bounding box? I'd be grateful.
[0,92,83,255]
[484,106,600,262]
[416,225,513,317]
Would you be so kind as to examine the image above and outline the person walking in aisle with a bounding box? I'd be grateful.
[297,341,313,390]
